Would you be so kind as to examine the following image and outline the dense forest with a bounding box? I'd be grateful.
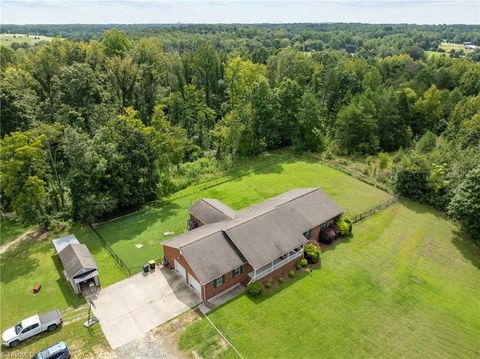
[1,24,479,244]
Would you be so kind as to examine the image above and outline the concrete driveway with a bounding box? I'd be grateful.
[91,267,201,349]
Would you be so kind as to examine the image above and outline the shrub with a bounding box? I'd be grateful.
[288,270,295,278]
[378,152,389,169]
[299,258,308,267]
[247,281,263,296]
[337,219,351,236]
[295,260,303,270]
[277,276,284,284]
[264,281,273,289]
[304,243,320,264]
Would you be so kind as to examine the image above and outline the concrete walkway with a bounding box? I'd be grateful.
[91,267,201,349]
[199,283,245,314]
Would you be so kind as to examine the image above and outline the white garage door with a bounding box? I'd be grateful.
[188,274,202,294]
[174,260,186,279]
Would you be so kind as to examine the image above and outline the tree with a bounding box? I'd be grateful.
[413,85,446,135]
[0,67,38,137]
[101,29,132,57]
[294,91,325,152]
[106,55,139,111]
[448,166,480,244]
[393,154,430,202]
[275,78,302,146]
[335,93,379,155]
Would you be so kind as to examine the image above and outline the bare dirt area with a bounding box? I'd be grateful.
[114,309,201,359]
[0,227,46,255]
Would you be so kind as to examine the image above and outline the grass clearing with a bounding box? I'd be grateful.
[94,155,391,271]
[181,199,480,358]
[0,33,53,47]
[0,224,124,357]
[0,217,31,246]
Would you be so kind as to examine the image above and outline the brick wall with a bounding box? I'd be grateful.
[203,263,253,300]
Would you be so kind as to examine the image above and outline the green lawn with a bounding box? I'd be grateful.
[0,33,53,46]
[0,224,124,357]
[180,199,480,358]
[95,155,391,271]
[0,217,31,246]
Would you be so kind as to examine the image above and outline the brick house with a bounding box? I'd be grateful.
[162,188,343,302]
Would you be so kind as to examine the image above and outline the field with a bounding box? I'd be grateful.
[0,217,31,246]
[0,33,53,46]
[94,154,391,272]
[0,224,124,357]
[439,42,474,53]
[180,199,480,358]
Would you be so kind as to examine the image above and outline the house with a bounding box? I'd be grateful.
[163,188,343,302]
[52,234,100,295]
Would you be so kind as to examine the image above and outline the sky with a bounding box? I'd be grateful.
[1,0,479,25]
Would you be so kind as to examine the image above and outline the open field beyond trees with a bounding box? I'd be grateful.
[181,199,480,359]
[94,153,391,272]
[0,33,53,46]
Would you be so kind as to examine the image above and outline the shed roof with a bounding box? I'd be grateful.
[52,234,80,254]
[57,243,98,279]
[188,198,236,224]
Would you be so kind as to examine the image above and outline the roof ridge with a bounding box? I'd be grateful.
[273,188,319,208]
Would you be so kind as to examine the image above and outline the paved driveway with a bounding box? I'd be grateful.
[91,267,201,349]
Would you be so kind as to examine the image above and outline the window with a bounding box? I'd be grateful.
[320,223,327,230]
[231,266,243,278]
[303,230,311,239]
[213,275,225,288]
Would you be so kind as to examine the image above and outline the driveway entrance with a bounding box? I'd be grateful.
[91,267,201,349]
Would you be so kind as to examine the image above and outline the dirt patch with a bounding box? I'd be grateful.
[0,227,46,255]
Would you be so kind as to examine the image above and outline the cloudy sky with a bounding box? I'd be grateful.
[1,0,479,25]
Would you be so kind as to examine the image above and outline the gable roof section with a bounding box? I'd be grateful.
[189,198,237,224]
[57,243,98,279]
[225,208,308,269]
[180,231,246,284]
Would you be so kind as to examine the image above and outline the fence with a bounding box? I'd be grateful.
[89,223,132,277]
[351,194,400,223]
[322,159,392,194]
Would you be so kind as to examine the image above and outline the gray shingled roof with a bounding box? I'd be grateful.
[57,243,98,279]
[181,231,245,284]
[188,198,236,224]
[164,188,343,282]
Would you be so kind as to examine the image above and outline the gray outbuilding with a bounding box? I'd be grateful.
[52,234,100,295]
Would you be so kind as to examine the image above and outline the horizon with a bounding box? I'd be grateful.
[1,1,479,26]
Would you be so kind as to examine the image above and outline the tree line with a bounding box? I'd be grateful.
[1,25,479,243]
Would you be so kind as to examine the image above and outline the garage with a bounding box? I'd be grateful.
[174,259,186,279]
[188,274,202,294]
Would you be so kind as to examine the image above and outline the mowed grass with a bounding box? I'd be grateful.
[0,224,124,357]
[95,156,391,271]
[181,199,480,358]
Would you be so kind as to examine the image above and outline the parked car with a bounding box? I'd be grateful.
[2,309,63,347]
[32,341,71,359]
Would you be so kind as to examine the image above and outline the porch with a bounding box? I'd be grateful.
[248,246,304,283]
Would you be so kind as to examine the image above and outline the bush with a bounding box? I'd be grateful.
[247,281,263,296]
[264,281,273,289]
[288,270,295,278]
[337,219,351,236]
[299,258,308,267]
[295,260,303,270]
[304,243,320,264]
[277,276,284,284]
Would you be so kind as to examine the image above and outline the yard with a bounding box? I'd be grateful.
[94,155,391,272]
[180,199,480,358]
[0,224,124,357]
